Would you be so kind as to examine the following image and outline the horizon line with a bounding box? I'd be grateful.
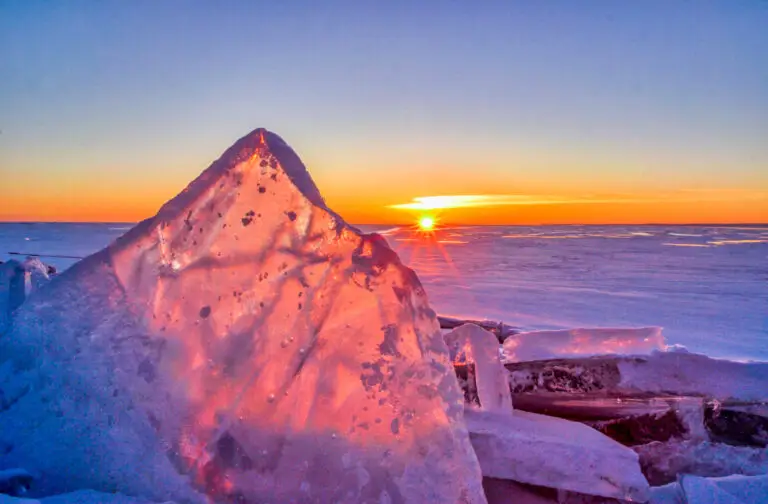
[1,220,767,227]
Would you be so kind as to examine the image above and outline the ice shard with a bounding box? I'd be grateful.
[0,129,485,504]
[444,323,513,413]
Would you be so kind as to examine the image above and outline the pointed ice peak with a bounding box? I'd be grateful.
[145,127,326,224]
[109,127,340,265]
[219,128,327,210]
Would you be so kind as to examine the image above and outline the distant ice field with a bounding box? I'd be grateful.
[2,222,766,361]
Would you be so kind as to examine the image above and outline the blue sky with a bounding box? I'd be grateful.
[1,1,766,223]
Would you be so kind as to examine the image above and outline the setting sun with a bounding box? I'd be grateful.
[418,216,435,231]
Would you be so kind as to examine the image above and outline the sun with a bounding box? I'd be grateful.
[418,216,435,231]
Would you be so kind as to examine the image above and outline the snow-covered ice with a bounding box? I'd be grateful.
[0,129,485,503]
[0,490,174,503]
[617,352,768,403]
[651,474,768,504]
[0,261,23,333]
[501,326,666,363]
[0,469,33,497]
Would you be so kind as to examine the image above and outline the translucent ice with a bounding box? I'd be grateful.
[0,129,485,503]
[444,323,513,413]
[502,327,666,363]
[466,409,650,501]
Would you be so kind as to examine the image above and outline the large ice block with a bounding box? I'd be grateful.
[0,129,485,504]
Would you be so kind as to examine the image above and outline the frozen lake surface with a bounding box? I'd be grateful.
[1,222,766,361]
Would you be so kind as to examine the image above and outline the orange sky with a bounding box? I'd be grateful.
[1,168,766,225]
[1,137,766,224]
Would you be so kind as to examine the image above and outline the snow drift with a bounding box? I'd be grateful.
[0,129,485,503]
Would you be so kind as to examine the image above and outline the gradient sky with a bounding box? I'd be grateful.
[1,1,766,224]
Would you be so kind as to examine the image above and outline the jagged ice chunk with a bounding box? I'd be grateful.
[0,129,485,504]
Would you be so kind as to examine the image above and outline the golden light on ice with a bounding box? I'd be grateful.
[418,216,435,231]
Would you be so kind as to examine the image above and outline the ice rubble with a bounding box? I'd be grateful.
[443,324,650,501]
[0,129,485,503]
[502,327,665,363]
[636,439,768,486]
[504,350,768,493]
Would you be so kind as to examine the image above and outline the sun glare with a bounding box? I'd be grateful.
[418,216,435,231]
